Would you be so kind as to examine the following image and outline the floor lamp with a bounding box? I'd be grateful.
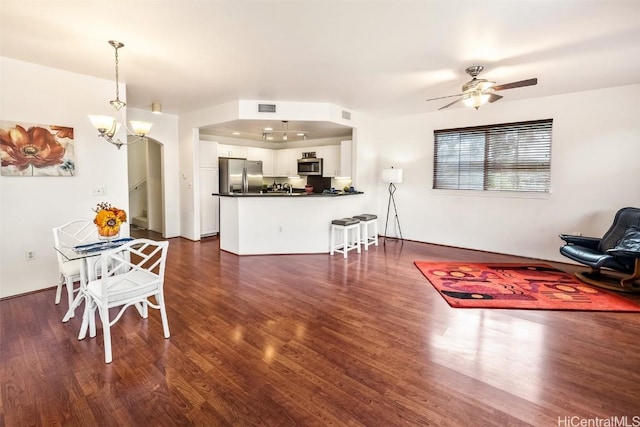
[382,167,403,242]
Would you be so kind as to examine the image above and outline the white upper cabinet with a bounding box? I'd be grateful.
[218,144,248,159]
[247,147,275,177]
[274,148,302,177]
[317,141,351,178]
[319,145,340,177]
[199,141,218,168]
[339,140,352,178]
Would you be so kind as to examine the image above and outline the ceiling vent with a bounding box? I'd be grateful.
[258,103,277,113]
[342,110,351,120]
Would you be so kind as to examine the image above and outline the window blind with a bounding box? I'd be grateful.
[433,119,552,192]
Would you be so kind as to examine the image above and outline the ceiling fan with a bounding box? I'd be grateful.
[426,66,537,110]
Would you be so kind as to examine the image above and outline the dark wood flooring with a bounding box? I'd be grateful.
[2,233,640,426]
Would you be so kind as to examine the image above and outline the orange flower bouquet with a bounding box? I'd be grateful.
[93,202,127,238]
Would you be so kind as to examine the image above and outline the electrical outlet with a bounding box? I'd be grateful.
[26,250,36,260]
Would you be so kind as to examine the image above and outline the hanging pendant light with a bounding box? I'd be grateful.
[88,40,153,149]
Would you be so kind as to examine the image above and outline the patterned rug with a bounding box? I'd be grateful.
[414,261,640,311]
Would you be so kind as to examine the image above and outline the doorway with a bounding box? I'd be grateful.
[128,136,165,236]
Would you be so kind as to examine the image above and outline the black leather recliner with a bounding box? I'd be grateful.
[559,207,640,293]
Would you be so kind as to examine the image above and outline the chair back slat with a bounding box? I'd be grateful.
[99,239,169,296]
[54,220,98,247]
[53,219,98,266]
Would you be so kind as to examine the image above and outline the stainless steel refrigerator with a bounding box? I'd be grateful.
[219,158,263,193]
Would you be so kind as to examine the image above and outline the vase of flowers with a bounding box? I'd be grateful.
[93,202,127,244]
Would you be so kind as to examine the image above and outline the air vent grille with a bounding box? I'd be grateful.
[342,110,351,120]
[258,104,277,113]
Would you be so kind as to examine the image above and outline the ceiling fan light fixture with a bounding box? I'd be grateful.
[427,65,537,111]
[462,91,490,110]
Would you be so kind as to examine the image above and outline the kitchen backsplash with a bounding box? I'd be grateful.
[267,176,352,192]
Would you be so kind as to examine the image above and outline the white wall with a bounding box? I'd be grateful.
[0,58,130,298]
[373,84,640,262]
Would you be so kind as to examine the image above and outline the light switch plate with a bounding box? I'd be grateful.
[91,187,105,196]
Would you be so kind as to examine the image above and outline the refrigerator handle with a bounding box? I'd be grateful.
[242,167,248,193]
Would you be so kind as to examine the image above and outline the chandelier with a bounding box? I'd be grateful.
[88,41,152,149]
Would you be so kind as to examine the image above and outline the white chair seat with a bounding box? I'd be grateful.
[59,259,82,277]
[87,270,160,303]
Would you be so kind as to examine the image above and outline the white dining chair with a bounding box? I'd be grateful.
[84,238,170,363]
[52,219,99,316]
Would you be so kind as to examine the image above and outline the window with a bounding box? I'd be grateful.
[433,119,552,192]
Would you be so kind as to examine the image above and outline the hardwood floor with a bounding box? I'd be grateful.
[2,235,640,426]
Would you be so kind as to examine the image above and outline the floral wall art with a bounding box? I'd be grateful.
[0,121,75,176]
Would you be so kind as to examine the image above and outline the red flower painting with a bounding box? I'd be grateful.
[0,122,75,176]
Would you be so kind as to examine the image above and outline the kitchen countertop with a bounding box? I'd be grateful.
[214,191,363,197]
[218,190,367,255]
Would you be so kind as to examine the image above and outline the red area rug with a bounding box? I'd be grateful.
[414,262,640,311]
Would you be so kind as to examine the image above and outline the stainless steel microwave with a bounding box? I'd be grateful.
[297,158,323,176]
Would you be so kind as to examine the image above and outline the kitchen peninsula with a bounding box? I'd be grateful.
[217,192,365,255]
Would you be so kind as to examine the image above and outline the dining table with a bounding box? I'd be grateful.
[55,237,134,339]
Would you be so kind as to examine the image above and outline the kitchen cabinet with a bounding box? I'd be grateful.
[247,147,275,177]
[319,145,340,177]
[339,140,352,178]
[217,144,248,159]
[274,148,302,177]
[318,141,352,178]
[200,168,219,236]
[199,141,218,167]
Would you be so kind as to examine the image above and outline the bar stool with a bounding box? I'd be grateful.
[354,214,378,250]
[330,218,361,258]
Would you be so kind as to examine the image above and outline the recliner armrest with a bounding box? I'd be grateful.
[559,234,601,249]
[606,248,640,258]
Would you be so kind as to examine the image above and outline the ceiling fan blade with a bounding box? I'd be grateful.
[492,78,537,91]
[487,93,503,103]
[438,97,463,110]
[426,94,463,102]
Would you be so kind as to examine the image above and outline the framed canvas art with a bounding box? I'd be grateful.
[0,121,75,176]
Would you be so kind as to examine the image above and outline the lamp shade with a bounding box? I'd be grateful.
[382,168,403,184]
[129,120,153,136]
[462,91,490,109]
[89,115,116,133]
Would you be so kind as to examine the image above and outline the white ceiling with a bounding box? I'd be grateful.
[2,0,640,138]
